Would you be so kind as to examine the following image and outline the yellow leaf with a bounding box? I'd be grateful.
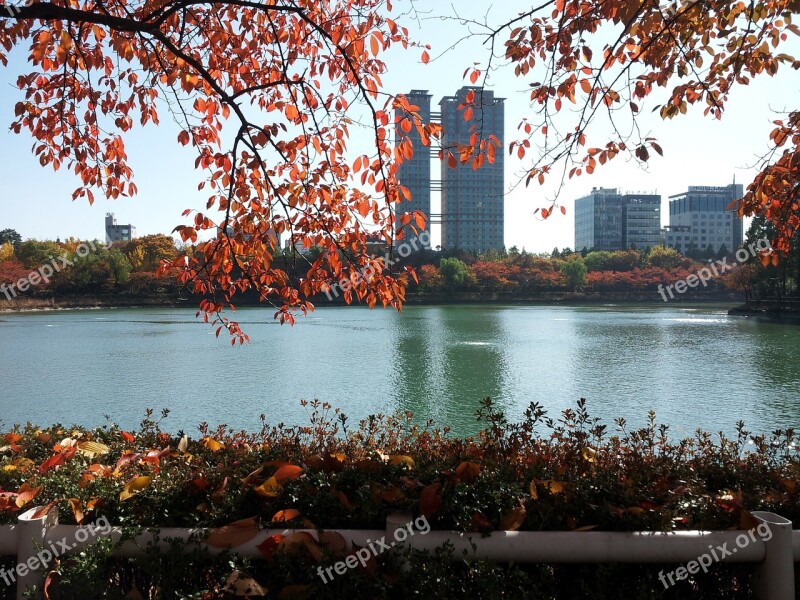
[202,437,223,452]
[582,447,596,463]
[78,441,111,457]
[10,457,35,471]
[388,455,415,468]
[254,476,281,498]
[120,475,152,501]
[538,480,566,495]
[529,481,539,500]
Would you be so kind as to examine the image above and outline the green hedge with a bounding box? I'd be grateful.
[0,399,798,598]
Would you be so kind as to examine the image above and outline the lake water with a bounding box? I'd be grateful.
[0,304,798,438]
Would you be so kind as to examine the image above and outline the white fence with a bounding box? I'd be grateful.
[1,507,797,599]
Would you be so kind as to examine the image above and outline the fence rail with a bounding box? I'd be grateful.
[1,507,797,599]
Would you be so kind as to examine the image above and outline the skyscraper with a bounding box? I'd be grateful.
[665,184,744,254]
[439,86,505,252]
[394,90,432,248]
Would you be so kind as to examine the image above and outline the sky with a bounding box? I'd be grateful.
[0,1,799,252]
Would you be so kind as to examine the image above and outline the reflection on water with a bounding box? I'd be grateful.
[0,304,798,438]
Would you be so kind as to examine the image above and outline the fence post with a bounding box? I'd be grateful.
[16,506,58,600]
[751,511,794,600]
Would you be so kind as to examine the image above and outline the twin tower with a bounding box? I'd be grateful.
[394,88,505,253]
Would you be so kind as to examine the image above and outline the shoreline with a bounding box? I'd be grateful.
[1,292,745,314]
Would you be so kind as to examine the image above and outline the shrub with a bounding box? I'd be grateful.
[0,400,797,598]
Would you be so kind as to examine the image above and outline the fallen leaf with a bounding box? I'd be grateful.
[254,476,281,498]
[222,570,267,597]
[207,517,260,549]
[500,506,526,531]
[119,475,152,501]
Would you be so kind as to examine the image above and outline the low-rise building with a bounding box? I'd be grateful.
[665,184,743,254]
[105,213,135,244]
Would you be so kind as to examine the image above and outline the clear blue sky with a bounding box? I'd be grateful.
[1,1,798,252]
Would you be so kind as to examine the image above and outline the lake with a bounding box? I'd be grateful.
[0,304,798,439]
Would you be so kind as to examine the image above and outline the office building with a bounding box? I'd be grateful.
[105,213,135,244]
[665,184,744,254]
[574,188,623,251]
[621,194,661,249]
[394,90,433,249]
[575,188,661,251]
[439,86,505,252]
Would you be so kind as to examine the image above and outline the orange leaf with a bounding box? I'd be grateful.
[500,506,527,531]
[388,455,415,468]
[68,498,85,525]
[15,485,43,508]
[271,509,301,523]
[455,461,481,484]
[274,464,303,483]
[206,517,260,549]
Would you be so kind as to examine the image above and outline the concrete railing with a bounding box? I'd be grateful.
[1,508,796,599]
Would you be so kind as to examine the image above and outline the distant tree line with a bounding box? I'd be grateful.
[1,223,791,303]
[0,230,183,298]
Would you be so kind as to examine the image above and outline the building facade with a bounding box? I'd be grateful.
[621,194,661,249]
[394,90,433,249]
[574,188,623,251]
[575,189,661,251]
[665,184,744,254]
[439,86,505,252]
[105,213,135,244]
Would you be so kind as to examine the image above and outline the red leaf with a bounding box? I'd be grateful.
[419,483,442,517]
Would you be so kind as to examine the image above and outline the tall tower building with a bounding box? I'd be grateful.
[394,90,433,248]
[439,86,505,252]
[665,184,744,254]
